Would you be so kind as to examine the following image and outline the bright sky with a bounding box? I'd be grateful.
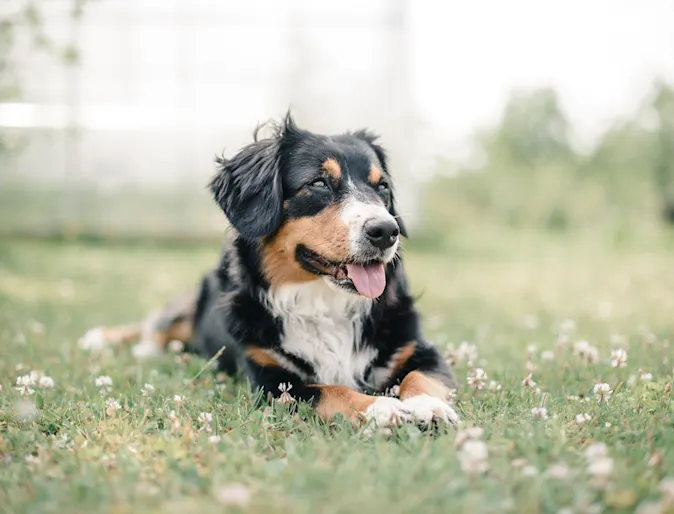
[410,0,674,153]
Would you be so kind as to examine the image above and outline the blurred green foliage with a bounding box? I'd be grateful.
[423,81,674,243]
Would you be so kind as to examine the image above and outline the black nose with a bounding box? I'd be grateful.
[364,219,400,250]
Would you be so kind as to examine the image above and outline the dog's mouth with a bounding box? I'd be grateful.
[296,246,386,299]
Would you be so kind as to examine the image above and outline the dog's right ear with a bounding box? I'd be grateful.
[210,132,285,240]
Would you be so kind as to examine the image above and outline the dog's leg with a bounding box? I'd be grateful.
[245,346,411,428]
[80,290,196,358]
[378,341,459,427]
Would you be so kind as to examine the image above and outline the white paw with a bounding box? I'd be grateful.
[403,394,460,426]
[363,396,412,428]
[78,327,106,351]
[132,340,163,359]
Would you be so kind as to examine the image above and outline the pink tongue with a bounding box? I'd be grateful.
[345,263,386,298]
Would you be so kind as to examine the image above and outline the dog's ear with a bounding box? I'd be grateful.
[353,129,408,238]
[210,114,299,240]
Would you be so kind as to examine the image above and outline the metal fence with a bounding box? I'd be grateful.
[0,0,423,239]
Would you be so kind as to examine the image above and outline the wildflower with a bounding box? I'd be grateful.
[38,376,55,389]
[141,383,155,397]
[639,371,653,382]
[526,344,538,359]
[576,413,591,424]
[457,342,478,366]
[209,435,222,444]
[547,463,570,479]
[278,383,295,404]
[531,407,548,419]
[458,440,489,475]
[522,465,539,476]
[525,360,536,372]
[522,373,536,388]
[198,412,213,432]
[105,398,121,416]
[214,483,251,507]
[541,350,555,362]
[15,375,35,396]
[173,394,184,404]
[467,368,488,390]
[94,376,113,396]
[574,340,599,363]
[52,434,72,449]
[443,345,457,366]
[168,410,181,431]
[593,382,612,403]
[585,442,608,460]
[488,381,502,392]
[611,349,627,368]
[454,427,484,449]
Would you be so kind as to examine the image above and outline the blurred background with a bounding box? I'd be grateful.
[1,0,674,246]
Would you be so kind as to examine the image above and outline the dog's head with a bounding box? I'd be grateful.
[210,113,406,299]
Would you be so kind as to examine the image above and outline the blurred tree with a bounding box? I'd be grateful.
[0,0,84,156]
[650,80,674,223]
[479,87,575,169]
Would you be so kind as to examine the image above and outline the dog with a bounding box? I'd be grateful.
[80,114,459,429]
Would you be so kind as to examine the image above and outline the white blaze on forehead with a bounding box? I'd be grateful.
[341,198,396,244]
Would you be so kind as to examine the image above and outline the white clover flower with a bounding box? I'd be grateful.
[105,398,121,416]
[454,427,484,449]
[198,412,214,432]
[610,349,627,368]
[141,383,155,397]
[457,342,478,366]
[584,442,608,460]
[173,394,184,404]
[531,407,548,419]
[526,344,538,359]
[209,435,222,444]
[522,465,539,476]
[467,368,488,390]
[488,381,502,392]
[593,382,613,403]
[547,463,570,479]
[38,376,55,389]
[278,383,295,404]
[168,340,184,353]
[15,375,35,396]
[458,440,489,475]
[576,413,591,424]
[640,372,653,382]
[94,376,113,396]
[541,350,555,362]
[522,373,536,388]
[574,340,599,363]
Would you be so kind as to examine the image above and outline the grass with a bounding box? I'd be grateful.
[1,232,674,513]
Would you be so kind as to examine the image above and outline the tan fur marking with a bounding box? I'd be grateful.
[322,158,342,181]
[368,163,383,185]
[391,341,417,375]
[153,319,193,347]
[261,204,351,287]
[100,324,143,345]
[244,347,280,368]
[313,385,377,424]
[399,371,451,401]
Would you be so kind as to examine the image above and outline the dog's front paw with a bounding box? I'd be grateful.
[402,394,459,427]
[362,396,412,428]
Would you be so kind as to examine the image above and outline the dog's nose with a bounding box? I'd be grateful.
[364,219,400,250]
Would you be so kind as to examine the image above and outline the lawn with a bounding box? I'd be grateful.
[1,233,674,513]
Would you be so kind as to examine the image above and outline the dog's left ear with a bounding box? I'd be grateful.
[353,129,408,238]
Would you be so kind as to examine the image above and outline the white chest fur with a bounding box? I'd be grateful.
[264,280,377,389]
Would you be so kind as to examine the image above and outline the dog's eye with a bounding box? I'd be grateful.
[310,178,329,189]
[377,182,390,193]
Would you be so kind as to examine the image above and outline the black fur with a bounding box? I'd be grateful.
[192,113,454,408]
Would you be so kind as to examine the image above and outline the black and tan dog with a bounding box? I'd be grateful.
[81,114,458,428]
